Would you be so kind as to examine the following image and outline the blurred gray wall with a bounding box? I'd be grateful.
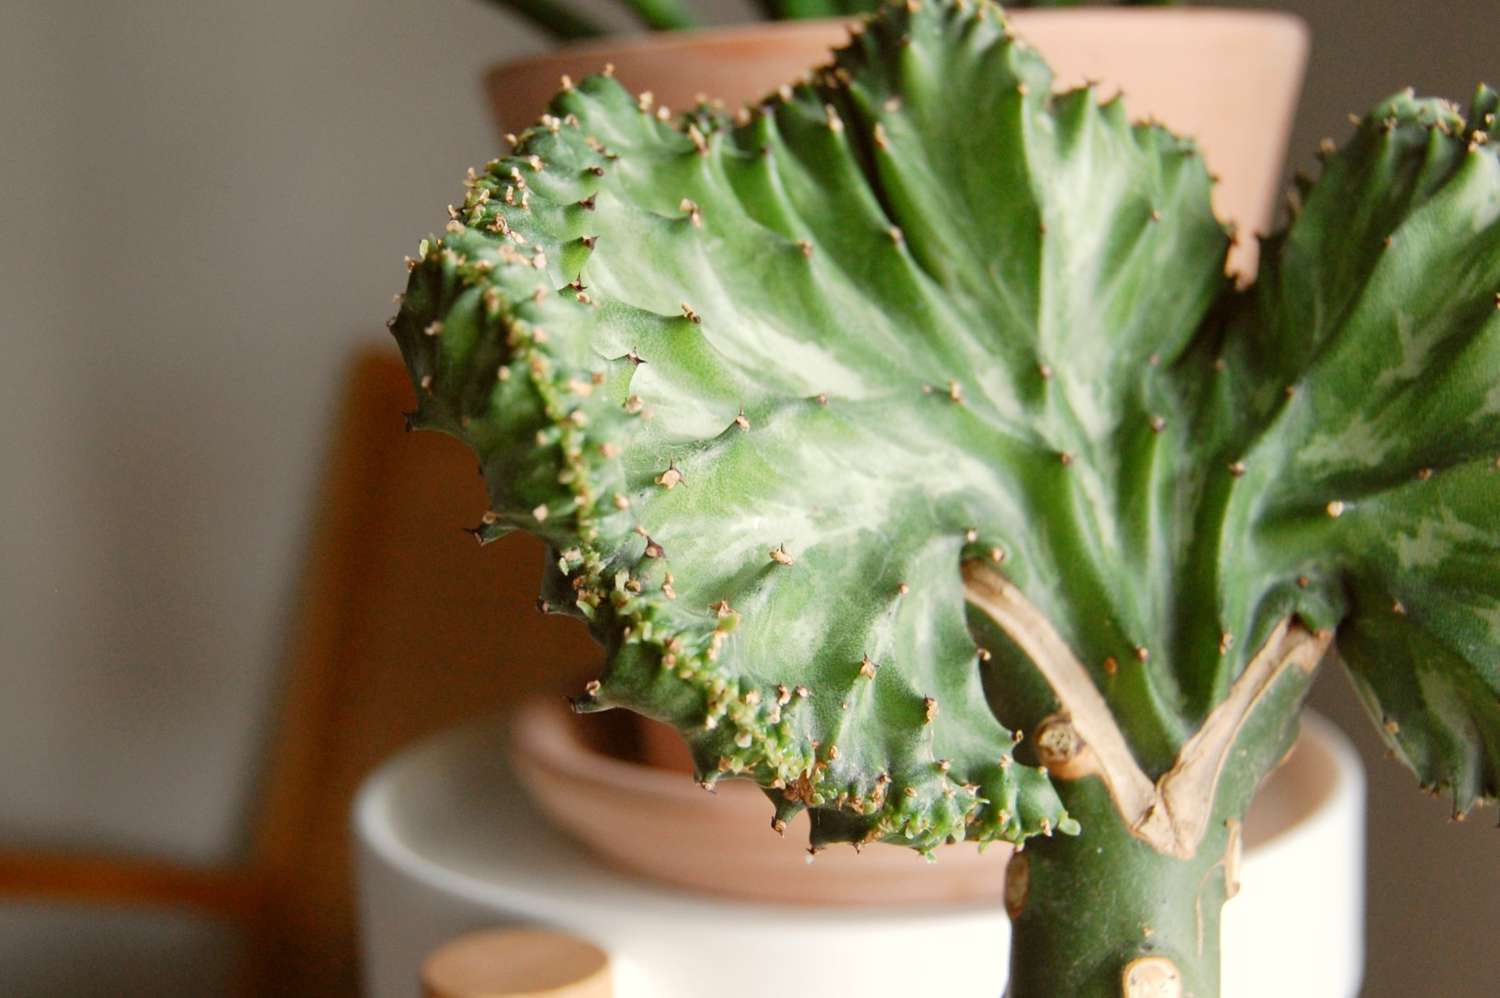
[0,1,1494,994]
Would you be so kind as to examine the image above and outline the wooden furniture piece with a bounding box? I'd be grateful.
[422,929,613,998]
[0,348,599,996]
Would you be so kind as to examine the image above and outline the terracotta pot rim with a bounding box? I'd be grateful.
[510,699,721,805]
[507,699,1019,906]
[509,696,1344,853]
[484,8,1307,94]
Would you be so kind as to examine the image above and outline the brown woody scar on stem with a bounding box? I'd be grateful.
[1004,852,1030,920]
[962,561,1332,860]
[1222,817,1242,899]
[1034,714,1098,781]
[1122,956,1182,998]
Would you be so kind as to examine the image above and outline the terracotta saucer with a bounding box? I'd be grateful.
[508,698,1013,906]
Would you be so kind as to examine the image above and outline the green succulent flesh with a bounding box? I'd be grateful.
[393,0,1500,855]
[1228,87,1500,811]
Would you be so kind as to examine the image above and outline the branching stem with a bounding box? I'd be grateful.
[963,561,1331,859]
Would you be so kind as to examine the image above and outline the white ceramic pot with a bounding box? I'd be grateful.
[354,712,1363,998]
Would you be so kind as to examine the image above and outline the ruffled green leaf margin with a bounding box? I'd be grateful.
[392,0,1500,850]
[1219,88,1500,814]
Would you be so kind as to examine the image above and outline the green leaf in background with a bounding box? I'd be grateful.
[473,0,1182,44]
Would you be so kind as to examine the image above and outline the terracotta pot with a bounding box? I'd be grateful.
[633,714,694,774]
[506,697,1343,908]
[510,699,1012,905]
[484,11,1308,274]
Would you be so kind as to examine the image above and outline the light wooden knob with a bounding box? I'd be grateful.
[422,928,613,998]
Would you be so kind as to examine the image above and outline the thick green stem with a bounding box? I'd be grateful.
[1005,780,1235,997]
[965,565,1329,996]
[994,662,1322,998]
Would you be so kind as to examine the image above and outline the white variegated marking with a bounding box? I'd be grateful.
[1297,414,1394,471]
[1374,313,1436,389]
[1389,505,1490,570]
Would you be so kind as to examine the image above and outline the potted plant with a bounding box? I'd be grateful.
[477,0,1309,783]
[388,1,1499,994]
[478,0,1187,43]
[475,0,1198,124]
[477,2,1308,282]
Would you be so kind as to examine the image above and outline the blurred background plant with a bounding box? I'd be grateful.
[480,0,1182,42]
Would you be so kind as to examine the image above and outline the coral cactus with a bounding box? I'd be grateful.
[390,1,1500,993]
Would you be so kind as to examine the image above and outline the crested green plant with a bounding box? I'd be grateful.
[390,1,1500,994]
[481,0,1179,44]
